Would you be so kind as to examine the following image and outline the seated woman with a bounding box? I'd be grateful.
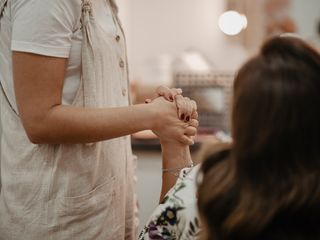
[140,36,320,240]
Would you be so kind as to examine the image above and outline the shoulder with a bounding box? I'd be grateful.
[12,0,82,24]
[12,0,81,9]
[10,0,82,57]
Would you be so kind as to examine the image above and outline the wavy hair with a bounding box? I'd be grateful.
[198,37,320,240]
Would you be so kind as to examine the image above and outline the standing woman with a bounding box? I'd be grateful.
[0,0,197,239]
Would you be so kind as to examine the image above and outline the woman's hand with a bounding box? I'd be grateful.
[159,96,199,149]
[156,94,198,201]
[145,85,183,102]
[155,85,183,102]
[144,87,199,200]
[175,95,198,122]
[145,86,198,145]
[146,85,198,122]
[147,97,199,145]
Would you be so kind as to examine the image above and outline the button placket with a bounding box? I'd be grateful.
[119,59,125,68]
[103,0,128,102]
[119,57,127,97]
[110,13,128,99]
[121,88,127,96]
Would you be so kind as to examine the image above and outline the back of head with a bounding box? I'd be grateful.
[233,36,320,184]
[198,36,320,240]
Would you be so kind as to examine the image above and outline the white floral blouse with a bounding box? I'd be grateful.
[139,165,202,240]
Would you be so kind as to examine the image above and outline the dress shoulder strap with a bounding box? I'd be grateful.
[109,0,118,14]
[0,0,8,20]
[0,0,18,116]
[80,0,97,108]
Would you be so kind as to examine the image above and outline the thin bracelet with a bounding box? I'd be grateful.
[162,163,194,177]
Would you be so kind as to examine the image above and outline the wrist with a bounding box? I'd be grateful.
[160,141,185,150]
[137,103,159,131]
[161,143,192,167]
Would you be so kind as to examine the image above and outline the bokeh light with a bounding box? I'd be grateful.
[218,11,248,36]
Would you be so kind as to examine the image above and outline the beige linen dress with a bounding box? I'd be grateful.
[0,0,137,239]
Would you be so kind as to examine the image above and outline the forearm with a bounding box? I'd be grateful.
[26,103,155,144]
[159,143,193,202]
[13,53,197,146]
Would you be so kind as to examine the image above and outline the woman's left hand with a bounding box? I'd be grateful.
[145,85,182,103]
[146,85,198,122]
[146,86,199,145]
[174,95,198,122]
[155,85,183,102]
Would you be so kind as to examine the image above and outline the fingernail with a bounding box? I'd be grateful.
[180,114,185,120]
[186,116,190,121]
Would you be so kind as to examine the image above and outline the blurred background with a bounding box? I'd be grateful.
[118,0,319,84]
[114,0,320,229]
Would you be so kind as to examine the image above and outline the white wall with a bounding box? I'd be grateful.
[117,0,248,83]
[133,150,162,232]
[291,0,320,38]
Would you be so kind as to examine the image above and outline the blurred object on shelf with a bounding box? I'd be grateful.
[190,87,225,114]
[225,0,299,52]
[308,20,320,52]
[264,0,296,37]
[138,54,174,86]
[173,70,234,133]
[225,0,265,51]
[172,50,213,73]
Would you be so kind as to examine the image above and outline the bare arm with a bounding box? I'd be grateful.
[158,96,198,202]
[159,143,193,202]
[12,52,193,144]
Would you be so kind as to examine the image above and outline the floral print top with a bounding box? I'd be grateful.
[139,165,202,240]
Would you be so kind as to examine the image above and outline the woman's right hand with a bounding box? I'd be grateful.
[146,96,198,146]
[175,95,198,122]
[146,86,198,122]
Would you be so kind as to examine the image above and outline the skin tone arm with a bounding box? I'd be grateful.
[147,94,198,203]
[12,52,196,145]
[159,142,194,202]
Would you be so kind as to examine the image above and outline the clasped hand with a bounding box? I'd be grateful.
[146,86,199,146]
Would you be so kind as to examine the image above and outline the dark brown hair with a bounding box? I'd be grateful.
[198,37,320,240]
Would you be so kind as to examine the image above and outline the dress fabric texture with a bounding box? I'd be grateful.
[0,0,138,239]
[139,166,201,240]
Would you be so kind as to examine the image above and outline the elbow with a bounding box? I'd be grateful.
[23,122,49,144]
[18,106,59,144]
[28,134,43,145]
[25,127,46,144]
[20,107,60,144]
